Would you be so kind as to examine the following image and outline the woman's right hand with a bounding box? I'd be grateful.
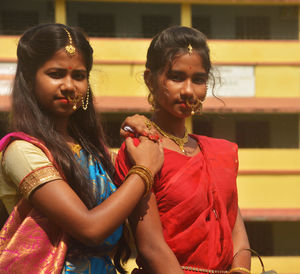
[125,136,164,175]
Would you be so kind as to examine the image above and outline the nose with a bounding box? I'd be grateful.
[181,79,194,99]
[61,76,76,92]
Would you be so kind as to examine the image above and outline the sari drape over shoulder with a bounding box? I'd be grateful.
[0,132,67,273]
[115,135,239,272]
[0,132,122,274]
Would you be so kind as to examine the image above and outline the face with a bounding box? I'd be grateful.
[34,48,88,119]
[150,53,208,119]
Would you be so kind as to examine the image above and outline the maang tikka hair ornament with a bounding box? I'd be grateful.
[63,28,76,56]
[188,44,193,55]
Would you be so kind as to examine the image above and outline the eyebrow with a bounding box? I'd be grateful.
[47,68,87,73]
[168,70,208,76]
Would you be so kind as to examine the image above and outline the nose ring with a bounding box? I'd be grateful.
[186,98,203,115]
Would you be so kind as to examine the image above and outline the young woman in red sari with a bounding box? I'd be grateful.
[115,26,251,273]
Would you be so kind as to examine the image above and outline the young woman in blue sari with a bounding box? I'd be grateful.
[0,23,163,273]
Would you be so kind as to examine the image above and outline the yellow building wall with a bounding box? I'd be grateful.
[238,149,300,209]
[256,66,300,97]
[3,36,300,98]
[90,64,147,97]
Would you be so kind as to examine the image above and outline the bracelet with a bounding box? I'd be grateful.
[125,165,154,197]
[228,267,250,274]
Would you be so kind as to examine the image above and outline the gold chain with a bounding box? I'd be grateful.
[151,121,188,153]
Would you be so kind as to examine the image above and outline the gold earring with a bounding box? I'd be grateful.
[82,86,89,110]
[147,93,156,111]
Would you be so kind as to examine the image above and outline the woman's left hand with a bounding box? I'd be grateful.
[120,114,160,141]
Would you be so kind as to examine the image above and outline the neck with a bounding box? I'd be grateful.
[53,117,73,142]
[152,110,186,138]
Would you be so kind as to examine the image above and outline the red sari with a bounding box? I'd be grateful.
[115,135,238,272]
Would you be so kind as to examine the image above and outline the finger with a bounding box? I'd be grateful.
[158,140,164,152]
[125,137,134,149]
[138,135,151,143]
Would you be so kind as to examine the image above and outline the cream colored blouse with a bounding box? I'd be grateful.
[0,140,62,214]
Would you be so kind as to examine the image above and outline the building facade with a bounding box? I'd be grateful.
[1,0,300,272]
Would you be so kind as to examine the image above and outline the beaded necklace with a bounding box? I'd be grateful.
[151,121,188,153]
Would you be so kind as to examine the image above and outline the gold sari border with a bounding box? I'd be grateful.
[19,165,62,199]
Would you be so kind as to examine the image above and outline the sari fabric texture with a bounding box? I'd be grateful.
[115,135,238,272]
[0,132,122,274]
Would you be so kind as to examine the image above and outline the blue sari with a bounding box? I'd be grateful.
[63,148,123,274]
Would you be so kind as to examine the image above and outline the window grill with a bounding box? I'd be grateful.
[236,16,270,39]
[77,13,115,37]
[142,15,171,38]
[0,10,39,35]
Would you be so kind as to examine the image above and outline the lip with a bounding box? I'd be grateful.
[179,102,188,109]
[56,97,69,104]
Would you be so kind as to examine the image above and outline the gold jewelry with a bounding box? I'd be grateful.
[147,93,156,111]
[188,44,193,55]
[151,121,188,153]
[63,28,76,56]
[186,98,203,116]
[145,119,152,130]
[67,94,81,110]
[125,165,154,197]
[228,267,250,274]
[82,86,90,110]
[181,266,228,273]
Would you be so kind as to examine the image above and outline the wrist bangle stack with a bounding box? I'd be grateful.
[228,267,251,274]
[125,165,154,197]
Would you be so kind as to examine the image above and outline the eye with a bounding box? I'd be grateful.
[72,71,87,81]
[193,74,208,85]
[193,77,206,84]
[47,70,65,79]
[167,72,185,82]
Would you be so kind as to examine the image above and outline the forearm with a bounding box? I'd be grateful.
[31,173,147,246]
[231,209,251,272]
[137,242,184,274]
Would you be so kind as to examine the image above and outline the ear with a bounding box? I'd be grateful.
[144,69,154,92]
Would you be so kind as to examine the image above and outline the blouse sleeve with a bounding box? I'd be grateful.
[2,140,62,199]
[114,141,131,187]
[114,138,141,187]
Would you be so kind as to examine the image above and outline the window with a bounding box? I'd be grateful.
[192,16,211,38]
[0,10,39,35]
[142,15,171,38]
[245,221,300,256]
[236,16,270,39]
[192,117,213,137]
[236,120,270,148]
[77,13,115,37]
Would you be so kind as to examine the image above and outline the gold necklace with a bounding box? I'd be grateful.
[151,121,189,153]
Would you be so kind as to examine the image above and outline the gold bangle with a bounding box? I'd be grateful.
[133,165,154,179]
[125,165,154,197]
[228,267,251,274]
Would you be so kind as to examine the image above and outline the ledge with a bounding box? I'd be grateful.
[241,208,300,221]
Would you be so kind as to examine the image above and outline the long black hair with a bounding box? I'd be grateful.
[11,23,129,272]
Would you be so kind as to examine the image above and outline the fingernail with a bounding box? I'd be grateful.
[149,135,155,140]
[142,131,148,136]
